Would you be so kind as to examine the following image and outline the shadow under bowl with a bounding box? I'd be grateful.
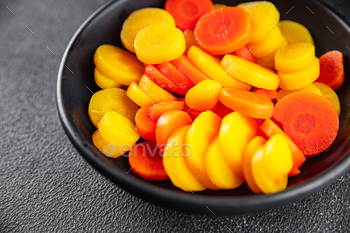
[57,0,350,215]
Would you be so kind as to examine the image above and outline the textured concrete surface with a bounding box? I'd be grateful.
[0,0,349,232]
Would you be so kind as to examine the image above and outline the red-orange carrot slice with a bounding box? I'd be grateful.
[135,104,157,141]
[260,118,306,177]
[171,54,211,84]
[232,46,256,63]
[194,7,252,55]
[145,65,186,95]
[165,0,214,31]
[129,141,169,181]
[273,92,339,156]
[220,88,274,119]
[157,61,195,92]
[146,100,185,122]
[156,110,193,150]
[316,50,345,91]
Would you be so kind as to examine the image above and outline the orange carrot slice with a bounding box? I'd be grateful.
[129,141,169,181]
[171,54,211,84]
[157,61,195,92]
[145,65,186,95]
[146,100,185,122]
[232,46,256,63]
[165,0,214,31]
[260,119,306,177]
[316,50,345,91]
[273,92,339,156]
[135,104,157,141]
[220,88,274,119]
[194,7,252,55]
[156,110,193,150]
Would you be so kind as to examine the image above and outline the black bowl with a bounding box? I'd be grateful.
[57,0,350,215]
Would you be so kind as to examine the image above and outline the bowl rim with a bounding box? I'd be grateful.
[56,0,350,215]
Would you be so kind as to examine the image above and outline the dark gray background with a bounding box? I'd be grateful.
[1,0,349,232]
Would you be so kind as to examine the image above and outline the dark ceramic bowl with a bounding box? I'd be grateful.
[57,0,350,215]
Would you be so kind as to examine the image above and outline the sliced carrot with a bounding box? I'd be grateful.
[205,137,244,190]
[273,92,339,156]
[278,57,320,90]
[251,134,293,194]
[185,111,222,190]
[185,80,222,111]
[221,54,279,90]
[129,141,169,181]
[94,68,121,89]
[237,1,280,44]
[165,0,214,31]
[145,65,186,95]
[146,100,185,122]
[92,130,128,159]
[232,46,256,63]
[120,8,175,53]
[220,88,274,119]
[218,112,259,180]
[156,110,193,150]
[98,111,140,158]
[252,88,279,101]
[135,104,157,141]
[278,20,314,45]
[275,42,315,73]
[94,45,144,85]
[316,50,345,91]
[134,24,185,64]
[126,82,156,107]
[194,7,252,55]
[157,61,195,92]
[260,119,306,177]
[171,54,210,84]
[88,88,138,127]
[242,136,266,193]
[214,102,233,119]
[187,46,251,90]
[138,74,177,102]
[163,126,206,191]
